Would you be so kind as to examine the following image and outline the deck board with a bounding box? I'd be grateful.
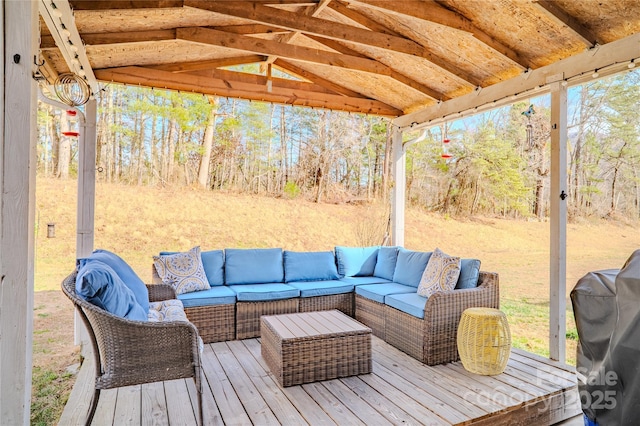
[114,385,142,424]
[61,337,581,425]
[141,381,169,426]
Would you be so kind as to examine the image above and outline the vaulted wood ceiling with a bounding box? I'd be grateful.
[39,0,640,117]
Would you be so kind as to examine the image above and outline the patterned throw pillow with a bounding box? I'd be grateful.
[417,248,461,297]
[148,299,188,322]
[153,246,210,295]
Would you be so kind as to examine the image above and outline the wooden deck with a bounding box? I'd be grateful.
[60,337,581,425]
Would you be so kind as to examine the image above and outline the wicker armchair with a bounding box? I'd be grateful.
[61,269,203,426]
[383,271,500,365]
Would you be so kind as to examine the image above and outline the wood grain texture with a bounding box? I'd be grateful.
[0,2,37,424]
[61,340,580,425]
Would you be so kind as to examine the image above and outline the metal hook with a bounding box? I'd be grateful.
[34,55,45,67]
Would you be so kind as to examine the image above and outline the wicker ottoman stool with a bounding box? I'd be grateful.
[261,310,372,387]
[457,307,511,375]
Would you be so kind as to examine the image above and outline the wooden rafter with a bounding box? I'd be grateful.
[209,24,289,35]
[274,59,368,98]
[183,67,339,95]
[148,55,268,73]
[93,66,403,115]
[184,1,481,86]
[302,34,449,100]
[68,1,323,9]
[40,29,176,48]
[177,27,448,100]
[304,34,369,57]
[346,0,530,70]
[261,0,332,67]
[184,0,433,59]
[533,1,599,47]
[177,27,386,76]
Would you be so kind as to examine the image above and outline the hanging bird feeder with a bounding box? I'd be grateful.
[441,137,453,159]
[61,110,80,137]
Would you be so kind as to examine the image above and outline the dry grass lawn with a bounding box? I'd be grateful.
[32,177,639,424]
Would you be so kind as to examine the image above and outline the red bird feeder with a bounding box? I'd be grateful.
[441,138,452,159]
[62,110,80,138]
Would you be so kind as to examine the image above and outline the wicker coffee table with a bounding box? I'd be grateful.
[261,310,372,387]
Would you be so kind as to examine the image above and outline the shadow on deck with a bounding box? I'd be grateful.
[60,337,581,425]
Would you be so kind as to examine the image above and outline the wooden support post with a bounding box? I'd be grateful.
[75,99,97,345]
[549,81,568,363]
[77,99,96,258]
[0,1,38,423]
[390,126,405,247]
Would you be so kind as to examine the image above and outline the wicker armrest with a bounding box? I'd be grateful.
[84,306,200,389]
[425,271,499,318]
[422,271,499,365]
[146,283,177,302]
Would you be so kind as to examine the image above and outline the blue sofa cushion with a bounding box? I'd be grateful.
[177,286,236,308]
[385,292,428,319]
[76,261,148,321]
[288,280,354,297]
[392,248,432,288]
[335,246,379,277]
[225,248,284,285]
[80,249,149,313]
[228,283,299,301]
[457,259,481,289]
[374,246,399,281]
[340,276,393,285]
[284,251,340,282]
[355,283,416,304]
[161,249,225,286]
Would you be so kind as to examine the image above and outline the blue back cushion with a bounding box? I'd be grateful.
[224,248,284,285]
[284,251,340,282]
[81,249,149,313]
[392,248,432,287]
[160,249,225,286]
[374,246,399,281]
[456,259,481,289]
[335,246,379,277]
[76,261,147,321]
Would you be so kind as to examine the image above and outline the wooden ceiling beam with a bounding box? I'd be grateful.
[260,0,332,67]
[69,0,184,9]
[304,34,369,57]
[40,30,176,48]
[209,24,290,35]
[177,27,448,100]
[183,0,431,59]
[533,1,599,47]
[68,0,320,10]
[182,0,481,87]
[184,67,338,95]
[274,59,368,98]
[346,0,530,70]
[94,66,403,116]
[176,27,391,75]
[148,55,268,72]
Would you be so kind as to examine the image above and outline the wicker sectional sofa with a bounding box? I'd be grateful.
[151,245,500,365]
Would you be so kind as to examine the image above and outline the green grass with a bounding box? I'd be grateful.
[30,367,74,426]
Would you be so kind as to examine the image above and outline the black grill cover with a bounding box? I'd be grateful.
[571,249,640,425]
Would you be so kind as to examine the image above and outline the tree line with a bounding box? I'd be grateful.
[36,69,639,220]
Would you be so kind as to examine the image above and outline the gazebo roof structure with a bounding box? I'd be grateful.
[38,0,640,118]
